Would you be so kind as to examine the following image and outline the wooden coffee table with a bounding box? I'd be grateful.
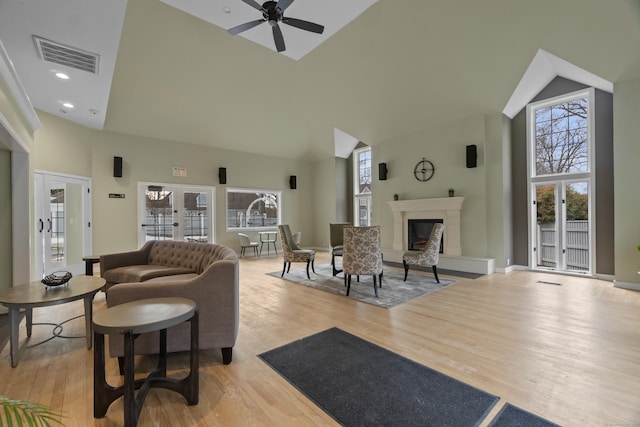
[0,275,106,367]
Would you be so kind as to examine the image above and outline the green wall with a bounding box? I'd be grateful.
[33,112,314,255]
[373,113,489,258]
[613,77,640,288]
[0,149,11,290]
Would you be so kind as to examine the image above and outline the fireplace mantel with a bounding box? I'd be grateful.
[387,197,464,256]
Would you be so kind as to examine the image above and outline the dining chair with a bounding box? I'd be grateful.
[342,226,383,297]
[278,224,315,279]
[329,223,350,276]
[402,223,445,282]
[238,233,259,257]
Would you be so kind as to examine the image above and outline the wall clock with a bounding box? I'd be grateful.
[414,158,435,182]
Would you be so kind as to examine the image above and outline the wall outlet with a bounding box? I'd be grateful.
[506,258,510,265]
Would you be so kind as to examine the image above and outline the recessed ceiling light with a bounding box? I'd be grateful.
[62,102,74,109]
[224,7,231,13]
[55,72,69,80]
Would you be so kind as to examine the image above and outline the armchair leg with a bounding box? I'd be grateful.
[221,347,233,365]
[306,261,311,279]
[372,275,379,298]
[311,259,316,274]
[432,265,440,283]
[346,275,352,296]
[281,262,287,277]
[403,260,409,281]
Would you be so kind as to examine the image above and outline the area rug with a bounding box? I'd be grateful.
[487,403,561,427]
[267,263,455,308]
[259,327,499,427]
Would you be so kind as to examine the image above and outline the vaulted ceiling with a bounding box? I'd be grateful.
[1,0,639,160]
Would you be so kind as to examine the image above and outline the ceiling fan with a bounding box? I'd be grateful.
[227,0,324,53]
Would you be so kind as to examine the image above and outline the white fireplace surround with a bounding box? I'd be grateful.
[383,197,495,274]
[387,197,463,255]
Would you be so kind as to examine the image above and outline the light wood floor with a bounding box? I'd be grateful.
[1,252,639,426]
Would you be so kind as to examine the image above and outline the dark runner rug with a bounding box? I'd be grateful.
[259,327,499,427]
[487,403,561,427]
[267,263,455,308]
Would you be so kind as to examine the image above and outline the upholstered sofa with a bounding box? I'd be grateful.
[100,240,239,364]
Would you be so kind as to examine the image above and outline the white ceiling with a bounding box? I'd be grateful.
[159,0,378,60]
[1,0,639,161]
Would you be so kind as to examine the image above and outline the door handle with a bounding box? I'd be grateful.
[38,218,44,233]
[47,218,52,233]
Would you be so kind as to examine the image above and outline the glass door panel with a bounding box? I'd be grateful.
[564,181,590,273]
[183,191,208,242]
[534,183,558,269]
[35,172,91,278]
[143,189,175,242]
[138,183,214,246]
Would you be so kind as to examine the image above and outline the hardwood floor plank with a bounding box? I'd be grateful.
[0,252,639,426]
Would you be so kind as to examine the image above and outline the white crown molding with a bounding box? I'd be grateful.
[0,36,40,133]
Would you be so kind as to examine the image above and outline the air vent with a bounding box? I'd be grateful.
[33,36,99,74]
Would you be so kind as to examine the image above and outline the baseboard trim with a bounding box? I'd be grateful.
[613,281,640,291]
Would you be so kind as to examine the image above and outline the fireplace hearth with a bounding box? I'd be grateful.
[408,219,444,252]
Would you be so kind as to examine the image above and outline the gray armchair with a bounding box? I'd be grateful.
[402,223,445,282]
[342,226,383,297]
[329,223,350,276]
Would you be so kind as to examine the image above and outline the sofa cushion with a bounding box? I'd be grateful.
[147,240,210,273]
[103,265,195,284]
[143,273,199,283]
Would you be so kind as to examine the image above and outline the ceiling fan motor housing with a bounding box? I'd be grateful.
[262,1,282,26]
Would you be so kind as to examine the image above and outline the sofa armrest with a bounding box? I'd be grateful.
[106,257,239,338]
[100,241,154,275]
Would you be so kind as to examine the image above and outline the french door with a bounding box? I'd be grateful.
[34,172,92,278]
[531,180,591,274]
[137,183,214,246]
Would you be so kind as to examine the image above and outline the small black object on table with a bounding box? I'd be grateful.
[93,297,199,426]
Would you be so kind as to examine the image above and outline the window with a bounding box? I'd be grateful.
[226,188,281,230]
[533,96,589,176]
[527,89,594,274]
[353,147,372,226]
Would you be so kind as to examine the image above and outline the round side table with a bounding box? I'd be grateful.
[92,297,199,427]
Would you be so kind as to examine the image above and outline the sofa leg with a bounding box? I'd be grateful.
[222,347,233,365]
[403,260,409,281]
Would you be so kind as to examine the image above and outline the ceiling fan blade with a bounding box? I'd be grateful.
[276,0,295,12]
[240,0,264,12]
[282,17,324,34]
[227,19,266,35]
[272,24,286,52]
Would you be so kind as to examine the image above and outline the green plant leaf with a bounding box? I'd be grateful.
[0,397,66,427]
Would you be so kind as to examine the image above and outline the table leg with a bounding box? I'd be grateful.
[84,295,94,349]
[123,331,139,427]
[8,307,19,368]
[25,307,32,337]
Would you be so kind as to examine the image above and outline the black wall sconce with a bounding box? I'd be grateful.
[219,167,227,184]
[289,175,297,190]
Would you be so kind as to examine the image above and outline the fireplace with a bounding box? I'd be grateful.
[408,219,444,252]
[387,197,464,256]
